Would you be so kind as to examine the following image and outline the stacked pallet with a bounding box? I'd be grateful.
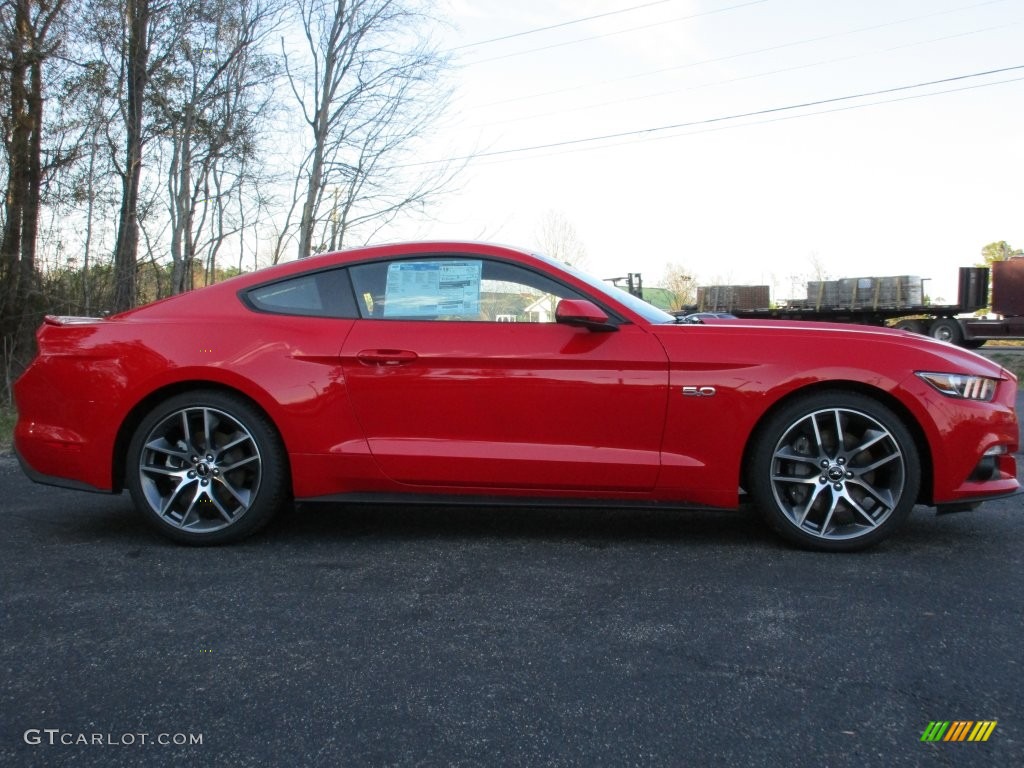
[789,276,924,309]
[696,284,770,312]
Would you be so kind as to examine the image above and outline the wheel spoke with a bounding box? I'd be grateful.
[773,447,821,466]
[818,494,841,535]
[141,464,187,479]
[160,476,196,518]
[843,492,881,528]
[207,491,236,523]
[772,474,819,485]
[856,453,901,474]
[221,454,259,472]
[831,410,844,452]
[846,429,888,457]
[179,483,208,529]
[144,437,191,463]
[847,477,896,511]
[181,411,193,451]
[203,408,215,454]
[215,475,249,509]
[811,413,827,456]
[216,433,251,458]
[795,483,830,526]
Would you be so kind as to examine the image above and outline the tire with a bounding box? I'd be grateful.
[893,319,926,335]
[928,318,963,345]
[748,391,920,552]
[126,390,288,545]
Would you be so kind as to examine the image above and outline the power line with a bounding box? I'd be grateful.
[464,21,1018,132]
[448,0,682,51]
[472,0,1011,107]
[466,74,1024,168]
[461,0,769,66]
[404,64,1024,167]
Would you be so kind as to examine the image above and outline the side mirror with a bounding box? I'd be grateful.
[555,299,618,332]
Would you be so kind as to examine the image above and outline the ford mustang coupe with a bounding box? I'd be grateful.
[14,242,1020,550]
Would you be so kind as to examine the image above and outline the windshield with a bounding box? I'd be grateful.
[528,251,677,324]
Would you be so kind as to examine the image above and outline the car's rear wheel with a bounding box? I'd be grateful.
[748,391,920,552]
[126,391,287,545]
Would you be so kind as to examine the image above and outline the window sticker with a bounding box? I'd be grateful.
[383,260,482,318]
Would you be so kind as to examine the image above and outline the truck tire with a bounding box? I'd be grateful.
[893,319,926,335]
[928,318,963,345]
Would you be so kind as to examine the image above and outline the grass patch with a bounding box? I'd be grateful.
[0,403,15,454]
[985,352,1024,381]
[985,339,1024,347]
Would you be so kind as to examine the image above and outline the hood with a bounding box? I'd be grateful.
[657,318,1011,380]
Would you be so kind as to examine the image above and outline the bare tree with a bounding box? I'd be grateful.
[660,262,696,306]
[48,54,125,315]
[0,0,74,359]
[2,0,464,371]
[153,0,282,293]
[79,0,196,312]
[534,210,588,269]
[109,0,159,310]
[284,0,455,259]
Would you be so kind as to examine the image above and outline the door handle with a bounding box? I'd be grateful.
[356,349,419,366]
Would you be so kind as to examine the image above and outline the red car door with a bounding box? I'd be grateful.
[340,318,669,493]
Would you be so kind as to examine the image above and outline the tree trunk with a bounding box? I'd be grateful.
[112,0,151,312]
[0,0,49,350]
[20,50,44,302]
[297,150,323,259]
[0,2,31,339]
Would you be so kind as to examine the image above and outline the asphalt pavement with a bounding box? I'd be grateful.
[1,391,1022,767]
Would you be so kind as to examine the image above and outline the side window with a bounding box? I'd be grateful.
[349,257,582,322]
[479,260,579,323]
[245,269,357,318]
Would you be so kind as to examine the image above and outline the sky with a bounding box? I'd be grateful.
[387,0,1024,304]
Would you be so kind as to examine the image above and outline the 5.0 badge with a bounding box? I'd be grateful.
[681,386,717,397]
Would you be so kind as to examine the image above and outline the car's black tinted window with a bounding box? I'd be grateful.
[246,269,357,318]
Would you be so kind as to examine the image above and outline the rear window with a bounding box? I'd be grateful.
[245,270,357,318]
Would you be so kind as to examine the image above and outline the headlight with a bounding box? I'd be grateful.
[915,372,998,401]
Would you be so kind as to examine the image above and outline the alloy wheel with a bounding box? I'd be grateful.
[137,406,263,533]
[767,406,907,542]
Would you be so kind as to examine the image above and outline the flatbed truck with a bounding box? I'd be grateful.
[684,259,1024,348]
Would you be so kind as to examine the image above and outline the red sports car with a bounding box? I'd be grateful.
[13,242,1020,550]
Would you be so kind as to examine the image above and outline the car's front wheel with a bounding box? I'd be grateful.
[126,391,287,545]
[748,391,921,551]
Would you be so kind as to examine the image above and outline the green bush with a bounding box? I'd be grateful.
[0,404,15,454]
[987,353,1024,381]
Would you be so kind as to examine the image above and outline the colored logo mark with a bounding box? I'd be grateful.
[921,721,997,742]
